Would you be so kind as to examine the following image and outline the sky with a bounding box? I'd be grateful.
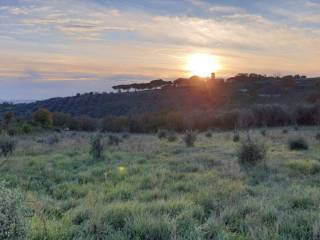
[0,0,319,100]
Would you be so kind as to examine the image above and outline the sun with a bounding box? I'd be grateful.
[187,53,220,77]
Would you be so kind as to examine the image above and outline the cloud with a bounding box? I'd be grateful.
[271,7,320,24]
[304,1,320,8]
[0,0,319,99]
[189,0,246,14]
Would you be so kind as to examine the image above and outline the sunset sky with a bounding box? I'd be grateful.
[0,0,319,100]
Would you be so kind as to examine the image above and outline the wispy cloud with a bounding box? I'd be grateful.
[189,0,246,14]
[304,1,320,8]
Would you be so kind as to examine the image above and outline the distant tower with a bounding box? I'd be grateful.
[211,72,216,81]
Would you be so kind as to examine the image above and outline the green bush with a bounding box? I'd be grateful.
[184,130,197,147]
[22,124,32,134]
[0,182,26,240]
[32,108,53,127]
[237,140,266,167]
[0,135,16,156]
[288,138,309,151]
[90,134,104,160]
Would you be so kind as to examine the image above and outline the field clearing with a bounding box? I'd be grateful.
[1,127,320,239]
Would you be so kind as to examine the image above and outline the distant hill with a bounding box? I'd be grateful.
[0,86,230,118]
[0,99,36,104]
[0,77,319,118]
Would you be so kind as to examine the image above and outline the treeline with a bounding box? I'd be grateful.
[1,104,320,135]
[100,104,320,132]
[112,75,221,92]
[227,73,307,83]
[18,104,320,133]
[112,73,309,92]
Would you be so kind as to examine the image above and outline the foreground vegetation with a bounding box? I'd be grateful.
[1,127,320,239]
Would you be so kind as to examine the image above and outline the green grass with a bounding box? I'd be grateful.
[0,128,320,239]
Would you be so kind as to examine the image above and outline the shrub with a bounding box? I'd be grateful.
[184,130,197,147]
[282,129,288,134]
[108,135,122,146]
[205,131,213,138]
[32,108,53,126]
[0,136,16,156]
[22,124,32,134]
[237,140,266,167]
[288,138,309,151]
[0,182,26,239]
[90,134,104,160]
[167,132,177,142]
[157,129,168,139]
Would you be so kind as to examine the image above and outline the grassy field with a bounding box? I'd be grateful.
[1,128,320,239]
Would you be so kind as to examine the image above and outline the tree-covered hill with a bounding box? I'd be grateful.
[1,75,319,119]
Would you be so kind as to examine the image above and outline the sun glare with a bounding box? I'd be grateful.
[187,53,220,77]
